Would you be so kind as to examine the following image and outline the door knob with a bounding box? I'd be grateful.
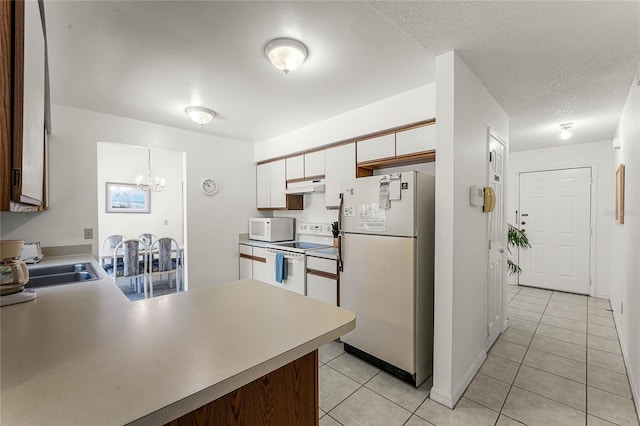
[521,221,526,225]
[499,248,505,253]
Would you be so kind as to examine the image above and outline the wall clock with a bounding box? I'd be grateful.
[201,178,218,196]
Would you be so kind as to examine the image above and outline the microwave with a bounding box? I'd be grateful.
[249,218,294,242]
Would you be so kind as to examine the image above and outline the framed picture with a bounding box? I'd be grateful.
[615,164,625,224]
[106,182,150,213]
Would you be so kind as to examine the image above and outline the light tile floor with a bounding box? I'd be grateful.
[319,284,639,425]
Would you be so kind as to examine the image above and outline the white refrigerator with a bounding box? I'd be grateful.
[339,171,435,386]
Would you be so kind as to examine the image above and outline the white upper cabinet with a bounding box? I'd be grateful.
[256,163,271,209]
[257,159,302,210]
[285,155,304,180]
[395,125,436,156]
[357,133,395,163]
[304,150,325,177]
[324,143,355,208]
[269,159,286,208]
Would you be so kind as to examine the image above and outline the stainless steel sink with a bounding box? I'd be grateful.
[26,262,100,288]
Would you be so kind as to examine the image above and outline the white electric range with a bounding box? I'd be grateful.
[264,223,334,295]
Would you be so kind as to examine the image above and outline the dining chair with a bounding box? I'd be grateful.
[109,239,150,298]
[138,233,157,247]
[101,234,125,268]
[148,237,180,298]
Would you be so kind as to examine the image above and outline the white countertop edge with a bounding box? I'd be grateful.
[129,321,355,425]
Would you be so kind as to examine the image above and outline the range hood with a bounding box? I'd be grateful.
[285,179,325,194]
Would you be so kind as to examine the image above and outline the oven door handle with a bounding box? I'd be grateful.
[265,249,304,260]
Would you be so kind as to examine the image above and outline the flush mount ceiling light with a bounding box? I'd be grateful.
[265,38,308,74]
[559,123,573,140]
[185,106,216,126]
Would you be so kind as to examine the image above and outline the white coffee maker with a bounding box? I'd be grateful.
[1,240,36,306]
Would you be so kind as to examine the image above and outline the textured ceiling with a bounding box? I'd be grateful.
[45,1,639,151]
[44,1,434,142]
[368,1,640,151]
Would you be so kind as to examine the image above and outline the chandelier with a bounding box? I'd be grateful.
[136,149,165,192]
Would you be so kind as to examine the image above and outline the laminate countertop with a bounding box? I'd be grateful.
[0,255,355,425]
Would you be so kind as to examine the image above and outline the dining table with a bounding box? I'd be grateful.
[99,242,185,294]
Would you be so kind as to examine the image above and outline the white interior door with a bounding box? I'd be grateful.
[487,133,505,348]
[519,168,591,294]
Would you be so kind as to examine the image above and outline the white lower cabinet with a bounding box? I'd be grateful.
[238,245,271,283]
[252,247,272,284]
[306,256,339,306]
[239,244,253,279]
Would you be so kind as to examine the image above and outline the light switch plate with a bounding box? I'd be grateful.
[84,228,93,240]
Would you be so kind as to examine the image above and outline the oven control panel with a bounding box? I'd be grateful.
[298,223,332,236]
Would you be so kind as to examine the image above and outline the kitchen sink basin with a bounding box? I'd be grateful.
[26,262,100,288]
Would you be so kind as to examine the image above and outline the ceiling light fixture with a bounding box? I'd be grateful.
[559,123,573,140]
[136,148,165,193]
[265,38,308,74]
[185,106,216,126]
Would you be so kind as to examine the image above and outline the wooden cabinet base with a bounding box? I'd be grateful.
[166,350,319,426]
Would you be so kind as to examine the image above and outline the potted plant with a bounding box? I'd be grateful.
[507,224,531,275]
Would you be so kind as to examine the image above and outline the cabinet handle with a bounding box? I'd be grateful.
[306,268,339,280]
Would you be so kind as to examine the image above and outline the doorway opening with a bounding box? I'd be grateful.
[96,142,188,300]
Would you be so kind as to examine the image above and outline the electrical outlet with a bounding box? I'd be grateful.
[164,219,169,225]
[84,228,93,240]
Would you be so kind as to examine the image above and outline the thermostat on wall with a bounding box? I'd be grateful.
[469,186,484,207]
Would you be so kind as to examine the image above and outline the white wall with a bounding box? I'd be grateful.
[97,143,185,245]
[610,66,640,413]
[508,141,614,297]
[0,104,258,288]
[431,51,509,408]
[254,84,436,162]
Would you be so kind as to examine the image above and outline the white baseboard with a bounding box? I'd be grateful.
[613,311,640,419]
[430,349,487,409]
[429,386,454,408]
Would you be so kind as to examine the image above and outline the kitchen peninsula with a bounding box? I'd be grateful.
[0,255,355,425]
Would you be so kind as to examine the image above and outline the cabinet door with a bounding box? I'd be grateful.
[286,155,304,180]
[14,0,45,205]
[270,159,286,208]
[306,257,338,305]
[304,150,325,178]
[324,143,355,208]
[252,247,272,284]
[307,275,337,306]
[357,134,395,163]
[395,125,436,156]
[307,256,337,274]
[239,245,253,279]
[256,163,271,208]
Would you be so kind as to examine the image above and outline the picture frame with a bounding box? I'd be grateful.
[615,164,625,224]
[105,182,150,213]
